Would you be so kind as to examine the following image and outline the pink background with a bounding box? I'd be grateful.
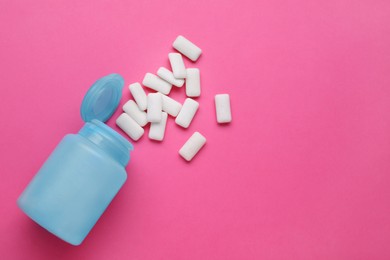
[1,0,390,259]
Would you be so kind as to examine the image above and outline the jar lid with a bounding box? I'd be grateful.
[80,74,124,123]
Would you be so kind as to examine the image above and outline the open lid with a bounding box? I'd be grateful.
[80,74,124,123]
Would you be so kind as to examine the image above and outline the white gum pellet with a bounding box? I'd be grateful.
[175,98,199,128]
[157,67,185,87]
[142,73,172,95]
[185,68,201,97]
[147,93,162,123]
[215,94,232,123]
[116,113,144,141]
[161,94,182,117]
[172,35,202,62]
[129,83,147,111]
[168,53,186,79]
[179,132,206,161]
[149,112,168,141]
[123,100,148,127]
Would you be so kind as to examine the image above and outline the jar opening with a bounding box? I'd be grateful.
[79,120,133,166]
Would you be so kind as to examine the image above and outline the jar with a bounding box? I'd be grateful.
[17,74,133,245]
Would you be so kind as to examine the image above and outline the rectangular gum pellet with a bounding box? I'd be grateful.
[179,132,206,161]
[149,112,168,141]
[161,94,182,117]
[215,94,232,123]
[123,100,148,127]
[175,98,199,128]
[142,73,172,95]
[116,113,144,141]
[147,93,162,123]
[157,67,185,87]
[168,53,186,79]
[185,68,200,97]
[129,83,147,111]
[172,35,202,62]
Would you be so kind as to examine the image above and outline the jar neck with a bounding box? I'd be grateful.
[79,119,133,167]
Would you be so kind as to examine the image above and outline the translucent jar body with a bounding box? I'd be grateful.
[17,120,132,245]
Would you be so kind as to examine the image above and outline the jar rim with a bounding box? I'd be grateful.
[79,120,133,167]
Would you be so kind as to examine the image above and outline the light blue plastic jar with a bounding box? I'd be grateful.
[17,74,133,246]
